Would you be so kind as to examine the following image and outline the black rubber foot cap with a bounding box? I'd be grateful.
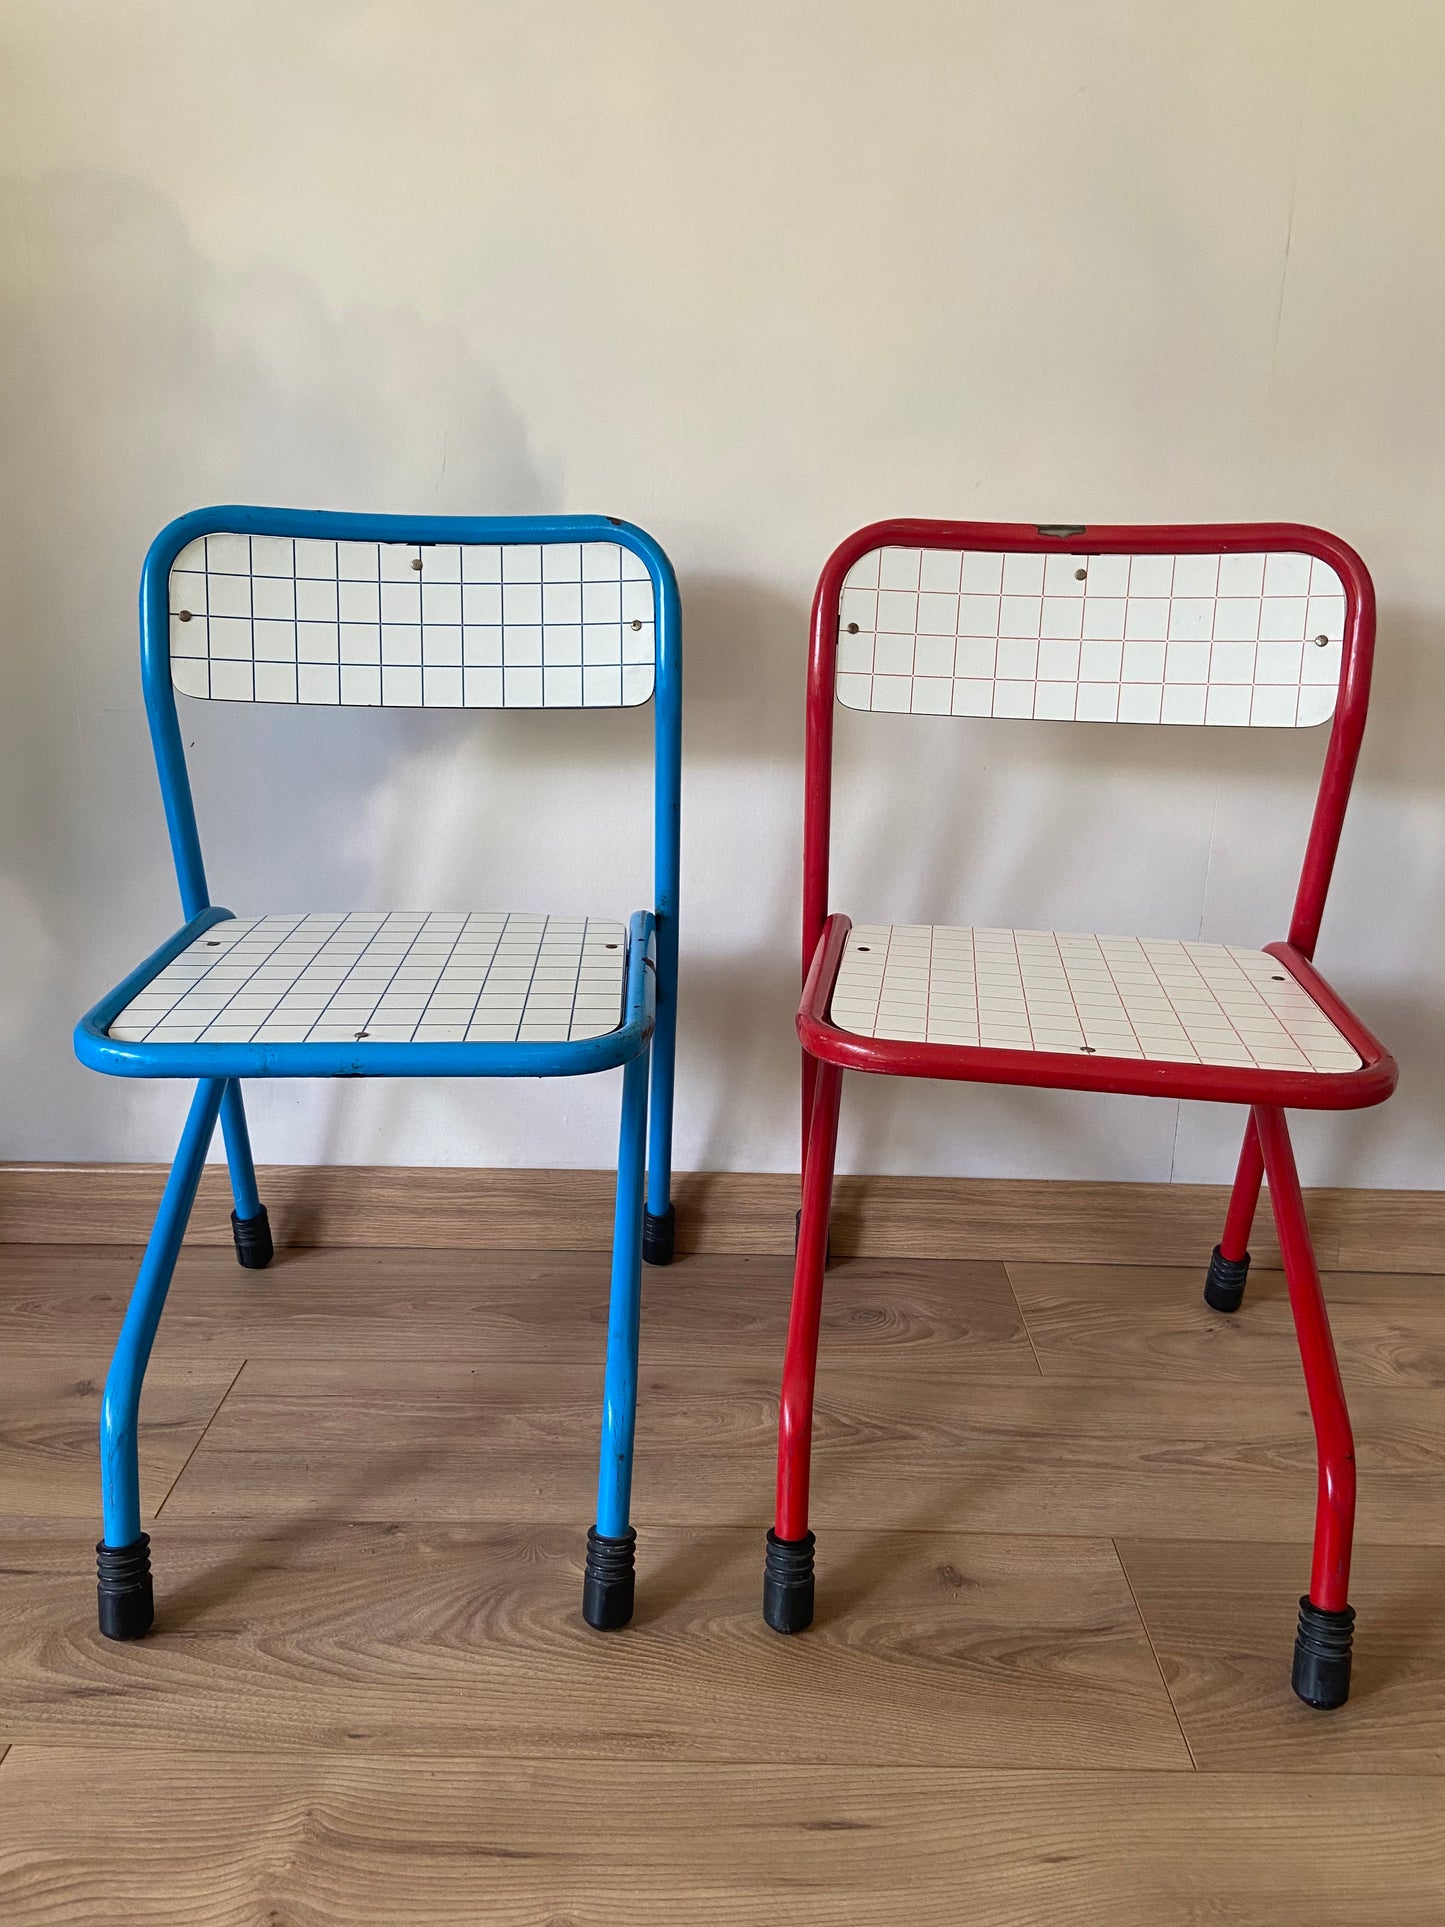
[643,1204,675,1268]
[583,1526,636,1630]
[763,1528,815,1634]
[1204,1243,1250,1313]
[1293,1596,1354,1709]
[231,1205,274,1270]
[97,1534,153,1641]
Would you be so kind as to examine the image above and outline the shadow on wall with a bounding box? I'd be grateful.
[0,167,554,1158]
[675,570,1445,1184]
[1,169,1440,1185]
[214,535,826,1174]
[0,169,808,1174]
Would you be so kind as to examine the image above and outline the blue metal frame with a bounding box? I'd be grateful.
[76,504,681,1633]
[101,1077,226,1547]
[218,1079,262,1222]
[595,915,657,1541]
[76,904,658,1080]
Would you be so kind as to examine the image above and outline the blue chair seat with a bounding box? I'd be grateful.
[79,907,654,1080]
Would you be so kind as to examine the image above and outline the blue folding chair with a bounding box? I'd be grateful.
[75,506,681,1639]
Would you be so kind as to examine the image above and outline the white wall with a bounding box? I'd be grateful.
[2,0,1441,1187]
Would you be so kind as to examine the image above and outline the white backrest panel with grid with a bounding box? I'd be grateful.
[837,548,1346,726]
[169,535,656,708]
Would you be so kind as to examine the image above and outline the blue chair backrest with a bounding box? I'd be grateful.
[140,507,681,926]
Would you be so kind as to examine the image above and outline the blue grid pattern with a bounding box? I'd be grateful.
[170,534,656,708]
[109,912,627,1046]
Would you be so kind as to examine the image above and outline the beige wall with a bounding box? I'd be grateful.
[2,0,1440,1186]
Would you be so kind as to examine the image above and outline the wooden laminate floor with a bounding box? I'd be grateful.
[0,1238,1442,1923]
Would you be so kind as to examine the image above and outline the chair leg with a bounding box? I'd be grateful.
[793,1059,832,1259]
[764,1059,842,1634]
[1255,1104,1357,1709]
[585,1043,651,1629]
[1205,1111,1263,1313]
[98,1078,226,1639]
[643,922,677,1266]
[219,1079,272,1269]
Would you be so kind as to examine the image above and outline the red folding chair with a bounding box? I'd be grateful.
[763,520,1397,1710]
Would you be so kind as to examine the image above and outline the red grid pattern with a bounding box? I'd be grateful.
[836,545,1345,725]
[828,925,1362,1072]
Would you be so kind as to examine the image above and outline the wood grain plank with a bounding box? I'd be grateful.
[0,1246,1035,1371]
[0,1163,619,1252]
[0,1754,1440,1926]
[829,1171,1305,1265]
[8,1163,1443,1266]
[1118,1538,1445,1774]
[1336,1188,1445,1272]
[1008,1261,1445,1388]
[0,1519,1185,1768]
[0,1357,244,1519]
[157,1354,1445,1544]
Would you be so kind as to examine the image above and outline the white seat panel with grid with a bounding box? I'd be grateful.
[837,548,1345,726]
[109,913,628,1046]
[829,925,1360,1072]
[169,535,656,709]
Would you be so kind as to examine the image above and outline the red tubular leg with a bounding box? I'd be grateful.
[764,1059,841,1634]
[1204,1113,1265,1313]
[1221,1113,1264,1261]
[777,1060,842,1540]
[1255,1106,1355,1610]
[801,1052,818,1181]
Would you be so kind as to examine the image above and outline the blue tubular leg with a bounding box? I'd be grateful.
[643,533,681,1267]
[219,1081,260,1218]
[583,1038,651,1630]
[219,1079,273,1269]
[97,1078,225,1638]
[643,914,677,1263]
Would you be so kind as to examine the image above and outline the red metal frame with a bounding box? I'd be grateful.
[1255,1103,1356,1608]
[1219,1113,1264,1266]
[778,517,1395,1650]
[798,915,1396,1110]
[803,519,1379,993]
[777,1059,842,1543]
